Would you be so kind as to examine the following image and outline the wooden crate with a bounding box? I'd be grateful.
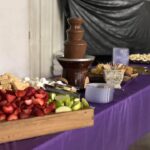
[0,108,94,144]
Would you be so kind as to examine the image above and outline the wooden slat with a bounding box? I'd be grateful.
[0,109,94,144]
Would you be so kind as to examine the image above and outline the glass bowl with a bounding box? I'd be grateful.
[104,69,125,89]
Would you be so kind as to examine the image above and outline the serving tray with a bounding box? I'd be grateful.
[89,65,150,83]
[130,60,150,64]
[0,108,94,144]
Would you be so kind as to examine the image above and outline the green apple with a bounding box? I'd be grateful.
[47,99,52,104]
[65,98,71,107]
[68,100,74,108]
[72,101,82,111]
[56,100,64,108]
[55,95,70,102]
[74,98,80,102]
[51,93,56,100]
[55,106,72,113]
[55,95,66,101]
[81,98,89,108]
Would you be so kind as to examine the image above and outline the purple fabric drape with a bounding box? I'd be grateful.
[0,74,150,150]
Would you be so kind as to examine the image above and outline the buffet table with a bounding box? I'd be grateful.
[0,73,150,150]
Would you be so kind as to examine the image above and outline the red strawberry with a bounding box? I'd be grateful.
[44,93,49,101]
[12,102,17,109]
[43,107,52,115]
[34,108,44,116]
[2,104,14,114]
[44,102,56,114]
[18,101,26,110]
[15,90,26,97]
[6,90,15,95]
[0,96,2,101]
[15,97,21,102]
[35,93,46,99]
[13,108,20,115]
[0,90,6,100]
[22,95,29,100]
[49,102,56,111]
[25,87,36,97]
[7,114,18,121]
[31,96,35,100]
[0,100,7,106]
[0,113,6,121]
[25,99,32,105]
[28,104,34,109]
[6,94,16,103]
[36,88,46,94]
[22,108,32,115]
[19,113,30,119]
[33,104,43,110]
[33,98,44,106]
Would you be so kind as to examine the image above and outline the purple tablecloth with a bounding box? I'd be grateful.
[0,75,150,150]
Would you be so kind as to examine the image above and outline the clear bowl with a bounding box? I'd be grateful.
[103,69,124,89]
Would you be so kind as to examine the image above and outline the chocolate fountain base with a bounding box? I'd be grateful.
[57,55,95,89]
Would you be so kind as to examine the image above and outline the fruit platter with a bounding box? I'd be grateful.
[0,73,94,144]
[129,53,150,64]
[89,64,139,83]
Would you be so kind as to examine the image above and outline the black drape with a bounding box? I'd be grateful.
[64,0,150,56]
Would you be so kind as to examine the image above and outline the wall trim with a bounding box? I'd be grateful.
[29,0,64,78]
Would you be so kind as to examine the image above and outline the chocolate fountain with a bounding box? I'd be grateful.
[57,18,94,89]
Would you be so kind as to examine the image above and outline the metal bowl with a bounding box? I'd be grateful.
[56,55,95,62]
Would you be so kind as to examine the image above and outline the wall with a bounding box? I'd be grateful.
[0,0,29,77]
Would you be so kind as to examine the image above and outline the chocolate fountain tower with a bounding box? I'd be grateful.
[57,18,94,89]
[64,18,87,59]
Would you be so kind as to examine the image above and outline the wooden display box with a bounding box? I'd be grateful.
[0,108,94,144]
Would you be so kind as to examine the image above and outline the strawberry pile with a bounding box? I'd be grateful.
[0,87,56,121]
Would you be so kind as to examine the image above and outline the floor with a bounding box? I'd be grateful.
[130,133,150,150]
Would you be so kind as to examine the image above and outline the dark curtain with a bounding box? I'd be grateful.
[64,0,150,56]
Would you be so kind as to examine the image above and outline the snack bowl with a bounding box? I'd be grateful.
[85,83,115,103]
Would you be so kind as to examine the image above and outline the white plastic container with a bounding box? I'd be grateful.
[85,83,115,103]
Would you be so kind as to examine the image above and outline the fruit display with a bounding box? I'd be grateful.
[0,74,90,122]
[0,87,52,121]
[54,95,89,113]
[0,87,90,122]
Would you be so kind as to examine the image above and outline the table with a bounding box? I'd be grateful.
[0,74,150,150]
